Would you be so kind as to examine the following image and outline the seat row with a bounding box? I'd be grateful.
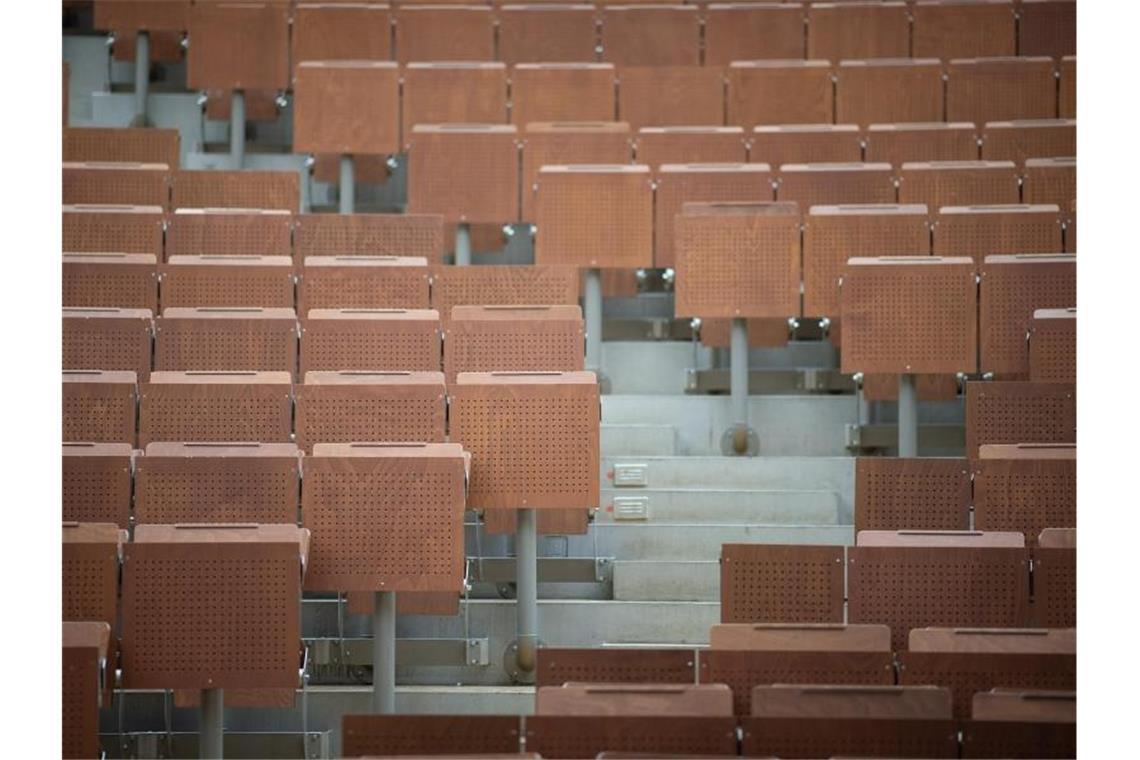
[94,1,1075,72]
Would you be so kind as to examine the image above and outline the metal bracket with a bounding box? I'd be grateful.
[306,637,492,668]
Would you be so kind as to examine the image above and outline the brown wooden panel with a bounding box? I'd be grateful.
[536,683,733,716]
[1022,157,1075,209]
[865,123,980,166]
[430,265,580,319]
[675,201,797,318]
[407,124,519,223]
[95,0,191,30]
[617,66,725,130]
[510,64,614,126]
[803,204,930,319]
[394,5,495,63]
[972,686,1075,721]
[1018,0,1075,59]
[656,164,774,269]
[172,170,299,212]
[444,305,583,383]
[534,165,652,268]
[519,122,631,222]
[481,507,589,536]
[295,212,443,260]
[166,209,294,259]
[1058,56,1075,119]
[294,62,400,155]
[295,371,445,454]
[63,522,125,631]
[963,718,1076,759]
[855,457,971,534]
[978,254,1075,376]
[121,524,308,689]
[1028,308,1075,383]
[1032,529,1075,628]
[63,370,138,446]
[912,0,1016,60]
[751,125,862,168]
[154,307,298,377]
[728,61,832,129]
[138,371,293,446]
[342,715,521,757]
[946,57,1057,125]
[698,318,790,349]
[934,205,1062,265]
[973,456,1075,544]
[135,442,300,524]
[291,3,392,80]
[187,1,289,90]
[62,307,154,380]
[526,716,738,758]
[62,443,132,527]
[899,161,1020,211]
[298,309,441,375]
[63,127,180,169]
[704,2,804,64]
[601,6,700,66]
[720,544,844,624]
[807,2,910,60]
[751,683,953,720]
[981,120,1076,166]
[498,4,597,65]
[63,162,170,209]
[450,371,599,510]
[536,647,696,688]
[965,381,1075,457]
[634,126,745,167]
[742,714,958,758]
[836,59,945,126]
[62,622,111,760]
[204,88,279,121]
[160,256,294,309]
[777,163,896,207]
[299,256,430,313]
[63,253,158,312]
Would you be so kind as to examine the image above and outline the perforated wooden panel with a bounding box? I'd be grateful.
[1028,308,1075,383]
[899,161,1021,211]
[601,6,699,66]
[536,647,696,688]
[63,204,165,255]
[656,165,774,270]
[777,163,896,208]
[703,3,803,64]
[63,370,138,445]
[848,546,1031,652]
[62,307,154,380]
[965,381,1076,457]
[294,62,400,156]
[835,59,945,125]
[299,309,440,376]
[62,522,124,628]
[203,88,279,121]
[864,123,981,167]
[302,443,466,592]
[121,524,307,689]
[807,2,909,59]
[751,125,862,168]
[407,125,519,224]
[164,209,292,259]
[63,443,132,527]
[720,544,844,624]
[138,371,293,446]
[963,718,1076,759]
[450,371,599,509]
[94,0,191,31]
[295,371,446,453]
[431,265,580,320]
[160,256,295,309]
[394,5,495,63]
[537,683,733,717]
[444,305,583,383]
[912,0,1017,59]
[617,66,725,130]
[535,165,652,268]
[741,716,960,758]
[978,254,1076,375]
[62,622,109,760]
[981,120,1076,166]
[63,253,158,311]
[900,651,1075,719]
[171,171,299,212]
[346,589,461,618]
[293,213,440,261]
[855,458,971,534]
[401,63,508,143]
[526,715,738,757]
[63,162,170,209]
[64,127,180,169]
[1032,536,1076,628]
[187,1,289,90]
[291,3,392,79]
[933,205,1062,265]
[973,458,1075,543]
[634,127,745,167]
[674,201,798,318]
[135,442,299,524]
[1018,0,1075,58]
[802,205,930,319]
[1058,56,1075,119]
[728,61,833,129]
[946,57,1057,125]
[1022,158,1076,209]
[298,256,430,313]
[511,64,615,127]
[154,307,298,376]
[482,506,589,536]
[341,715,521,758]
[519,123,632,222]
[498,4,598,65]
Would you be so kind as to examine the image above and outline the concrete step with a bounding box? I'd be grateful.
[601,423,677,456]
[598,487,839,524]
[613,560,720,602]
[581,523,853,561]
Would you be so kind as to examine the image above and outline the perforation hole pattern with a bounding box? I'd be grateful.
[63,212,164,255]
[166,215,293,257]
[865,129,979,166]
[520,132,633,223]
[299,269,430,311]
[154,322,296,375]
[899,168,1021,210]
[430,267,579,317]
[62,457,131,527]
[62,649,100,759]
[655,172,774,269]
[743,718,957,759]
[980,261,1075,374]
[63,265,157,310]
[62,544,119,627]
[855,458,971,533]
[295,395,444,453]
[535,171,653,268]
[900,653,1076,719]
[934,213,1062,265]
[974,459,1076,541]
[946,62,1057,124]
[295,215,443,259]
[1029,318,1076,383]
[64,129,180,168]
[527,717,737,757]
[537,649,695,688]
[445,325,582,382]
[720,545,844,623]
[776,169,896,208]
[62,386,136,444]
[171,171,299,212]
[63,167,169,207]
[139,392,292,445]
[300,324,439,373]
[965,383,1076,457]
[1033,548,1076,628]
[964,722,1076,759]
[343,716,520,757]
[135,462,298,524]
[62,318,152,377]
[407,131,518,224]
[161,269,295,309]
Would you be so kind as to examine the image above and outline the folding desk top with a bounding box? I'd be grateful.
[146,369,293,386]
[908,626,1075,654]
[295,213,444,259]
[536,683,734,717]
[709,622,891,651]
[187,1,290,91]
[972,688,1076,722]
[1039,527,1076,549]
[979,442,1076,459]
[856,529,1025,548]
[63,620,111,658]
[63,520,127,548]
[535,647,698,688]
[751,684,953,719]
[63,126,181,169]
[293,61,400,156]
[407,124,519,224]
[303,370,445,387]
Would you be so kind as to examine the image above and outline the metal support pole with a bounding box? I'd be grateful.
[133,31,149,126]
[515,507,538,674]
[455,222,472,266]
[730,317,748,428]
[230,90,245,169]
[372,590,396,714]
[199,688,223,759]
[339,154,355,214]
[898,373,918,457]
[584,268,603,374]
